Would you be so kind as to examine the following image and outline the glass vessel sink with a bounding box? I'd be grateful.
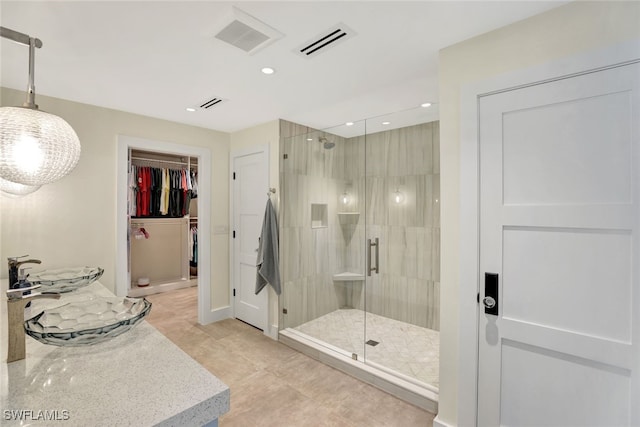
[29,267,104,293]
[24,296,151,346]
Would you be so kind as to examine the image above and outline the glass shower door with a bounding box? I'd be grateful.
[280,121,367,362]
[363,107,441,389]
[279,108,441,390]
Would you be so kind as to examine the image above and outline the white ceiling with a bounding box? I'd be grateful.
[0,1,566,134]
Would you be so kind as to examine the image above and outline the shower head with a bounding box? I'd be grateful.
[319,136,335,150]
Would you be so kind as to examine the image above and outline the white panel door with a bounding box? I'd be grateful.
[232,149,268,330]
[478,63,639,426]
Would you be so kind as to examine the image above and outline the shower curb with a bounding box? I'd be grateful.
[279,328,438,414]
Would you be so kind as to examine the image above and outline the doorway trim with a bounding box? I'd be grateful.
[116,135,212,325]
[229,144,271,337]
[456,40,640,427]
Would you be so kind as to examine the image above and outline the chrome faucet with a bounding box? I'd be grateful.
[8,256,41,288]
[6,285,60,363]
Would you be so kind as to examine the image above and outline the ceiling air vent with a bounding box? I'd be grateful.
[295,23,356,59]
[214,6,283,55]
[199,97,226,110]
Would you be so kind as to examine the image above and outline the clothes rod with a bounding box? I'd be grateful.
[130,156,190,167]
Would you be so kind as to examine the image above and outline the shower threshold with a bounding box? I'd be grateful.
[279,328,438,413]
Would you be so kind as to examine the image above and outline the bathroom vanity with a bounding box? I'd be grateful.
[0,281,229,426]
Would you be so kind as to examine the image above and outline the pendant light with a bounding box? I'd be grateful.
[393,188,404,204]
[0,27,80,187]
[0,176,40,196]
[340,191,350,206]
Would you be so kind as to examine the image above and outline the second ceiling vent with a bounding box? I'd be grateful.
[295,23,356,59]
[198,96,226,110]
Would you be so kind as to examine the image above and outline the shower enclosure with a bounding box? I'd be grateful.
[279,106,440,403]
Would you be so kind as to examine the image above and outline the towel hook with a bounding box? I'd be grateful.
[267,188,276,197]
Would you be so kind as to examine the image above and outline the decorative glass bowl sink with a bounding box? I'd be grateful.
[24,296,151,346]
[29,267,104,293]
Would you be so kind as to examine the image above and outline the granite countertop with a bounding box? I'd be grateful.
[0,281,229,426]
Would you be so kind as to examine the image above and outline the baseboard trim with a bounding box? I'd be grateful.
[279,328,438,414]
[433,415,452,427]
[128,279,196,298]
[264,323,278,340]
[202,306,231,324]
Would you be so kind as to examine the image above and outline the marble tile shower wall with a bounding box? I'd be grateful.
[346,122,440,331]
[280,120,352,329]
[279,120,440,331]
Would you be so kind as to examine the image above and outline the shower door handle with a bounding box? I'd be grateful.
[367,238,379,276]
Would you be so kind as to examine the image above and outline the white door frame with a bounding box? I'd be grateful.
[229,144,270,336]
[116,135,212,325]
[458,40,640,426]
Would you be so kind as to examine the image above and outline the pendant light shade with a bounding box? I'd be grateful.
[0,176,41,196]
[0,26,81,189]
[0,106,80,186]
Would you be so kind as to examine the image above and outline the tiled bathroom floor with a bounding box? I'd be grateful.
[145,287,434,426]
[294,309,439,388]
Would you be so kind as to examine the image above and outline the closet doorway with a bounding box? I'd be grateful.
[128,149,198,297]
[116,135,213,325]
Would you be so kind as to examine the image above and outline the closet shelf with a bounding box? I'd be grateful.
[332,272,365,282]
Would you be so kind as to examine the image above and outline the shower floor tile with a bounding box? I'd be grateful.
[294,309,439,388]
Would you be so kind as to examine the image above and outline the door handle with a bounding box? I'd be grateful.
[482,296,496,309]
[484,273,499,315]
[367,239,372,276]
[374,237,379,275]
[367,238,379,276]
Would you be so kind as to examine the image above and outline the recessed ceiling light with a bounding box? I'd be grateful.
[345,122,354,126]
[306,138,313,141]
[421,102,432,108]
[382,121,390,125]
[186,107,196,112]
[261,67,275,75]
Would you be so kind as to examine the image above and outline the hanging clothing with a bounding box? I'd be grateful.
[149,167,157,216]
[160,168,170,215]
[191,169,198,198]
[136,166,150,217]
[255,198,280,295]
[129,164,137,216]
[181,169,188,216]
[128,164,198,218]
[189,226,198,267]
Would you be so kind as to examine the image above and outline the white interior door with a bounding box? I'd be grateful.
[478,62,639,426]
[232,148,269,330]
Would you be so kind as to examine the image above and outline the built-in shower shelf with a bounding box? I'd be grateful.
[332,272,365,282]
[337,212,359,225]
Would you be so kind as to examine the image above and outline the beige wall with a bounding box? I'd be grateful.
[229,119,280,329]
[0,87,230,313]
[438,1,640,425]
[230,120,280,192]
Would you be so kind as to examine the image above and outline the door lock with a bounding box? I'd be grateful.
[484,273,499,315]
